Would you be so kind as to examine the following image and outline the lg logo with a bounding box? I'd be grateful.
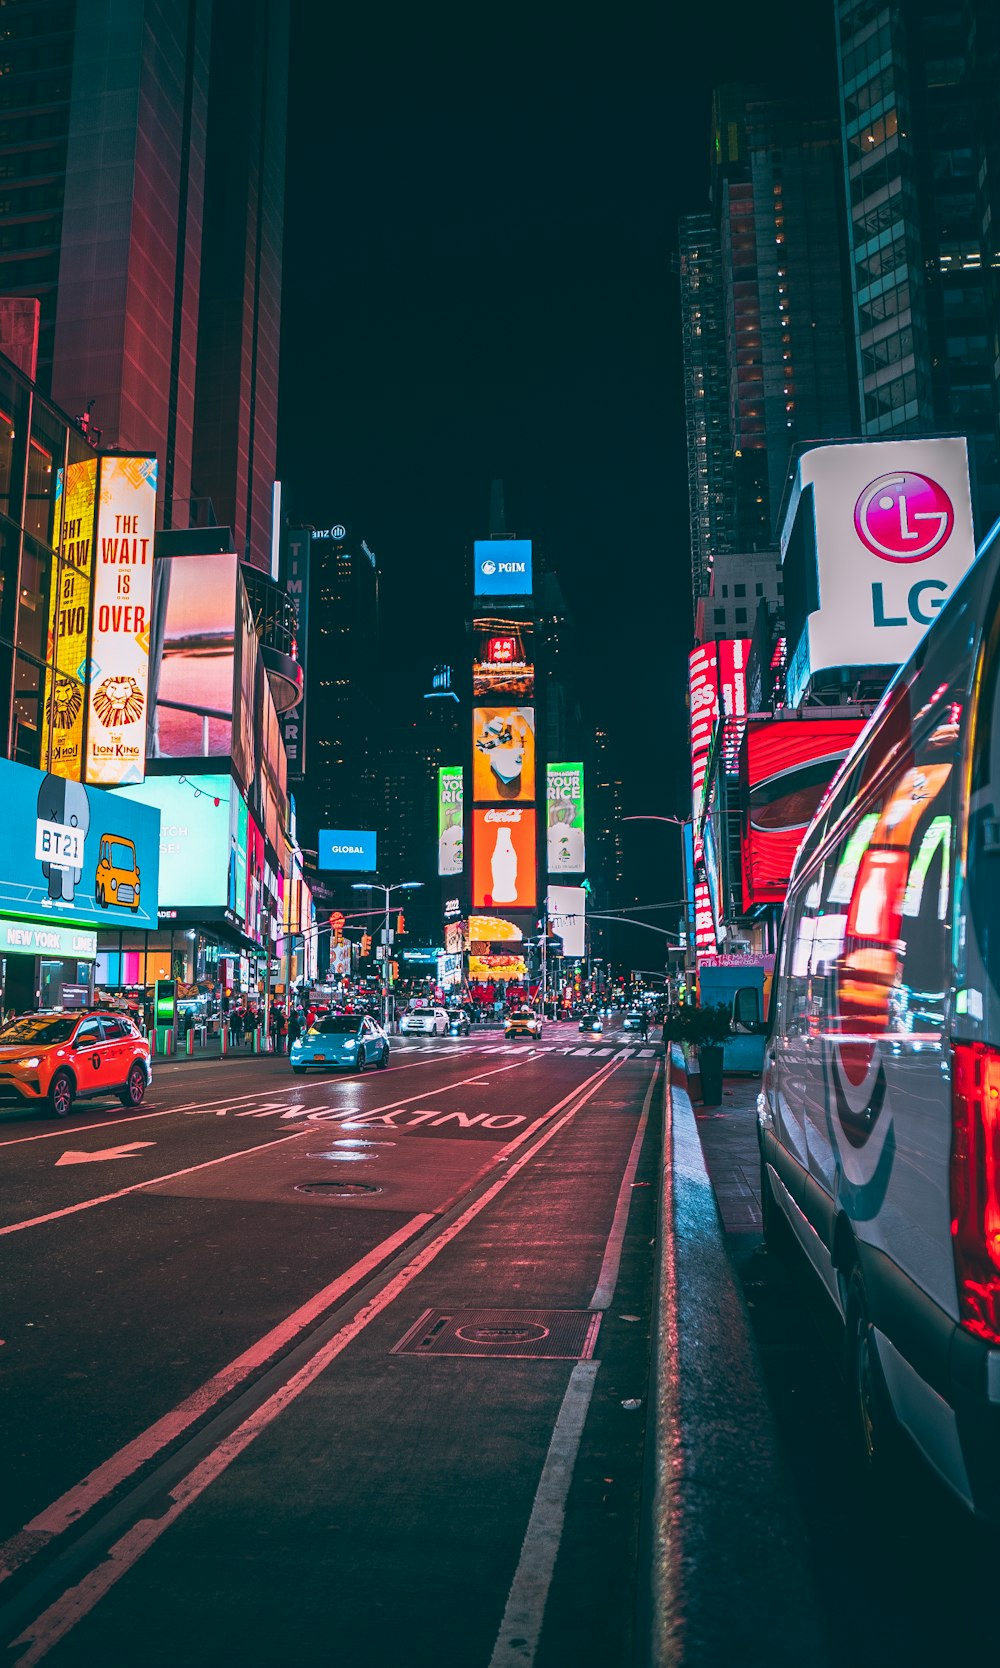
[855,471,955,629]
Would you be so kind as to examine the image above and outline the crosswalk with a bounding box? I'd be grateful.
[389,1041,658,1060]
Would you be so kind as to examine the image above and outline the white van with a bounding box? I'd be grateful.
[759,534,1000,1516]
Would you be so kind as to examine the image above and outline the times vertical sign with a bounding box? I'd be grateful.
[85,455,157,786]
[280,528,310,779]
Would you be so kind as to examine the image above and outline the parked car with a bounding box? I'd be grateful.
[447,1008,471,1036]
[505,1008,543,1040]
[290,1012,389,1074]
[399,1006,449,1037]
[578,1013,604,1034]
[0,1009,152,1117]
[622,1011,643,1031]
[759,534,1000,1518]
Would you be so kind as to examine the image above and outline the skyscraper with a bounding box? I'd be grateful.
[835,0,1000,528]
[1,0,288,569]
[678,213,737,609]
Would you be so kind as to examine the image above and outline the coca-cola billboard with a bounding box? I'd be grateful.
[471,807,537,910]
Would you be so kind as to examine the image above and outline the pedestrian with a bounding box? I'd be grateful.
[230,1006,244,1048]
[639,1010,649,1044]
[288,1007,301,1047]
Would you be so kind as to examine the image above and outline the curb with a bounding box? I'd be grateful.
[642,1046,829,1667]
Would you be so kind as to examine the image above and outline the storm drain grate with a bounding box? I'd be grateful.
[391,1307,602,1359]
[294,1179,382,1198]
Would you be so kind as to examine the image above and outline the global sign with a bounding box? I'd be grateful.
[473,539,533,599]
[853,473,954,563]
[318,829,378,872]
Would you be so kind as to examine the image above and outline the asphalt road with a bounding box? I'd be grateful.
[0,1022,662,1668]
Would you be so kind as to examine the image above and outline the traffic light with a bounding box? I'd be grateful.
[396,913,405,934]
[361,932,372,956]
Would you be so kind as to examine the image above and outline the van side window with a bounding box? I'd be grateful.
[811,726,953,1038]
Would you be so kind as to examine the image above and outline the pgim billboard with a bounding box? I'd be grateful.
[546,763,585,873]
[473,539,532,599]
[472,807,537,910]
[85,454,157,786]
[472,707,535,802]
[437,766,464,875]
[780,437,977,705]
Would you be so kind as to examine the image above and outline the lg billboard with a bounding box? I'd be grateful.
[781,437,977,705]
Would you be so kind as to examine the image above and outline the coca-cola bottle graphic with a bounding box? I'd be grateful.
[491,826,518,902]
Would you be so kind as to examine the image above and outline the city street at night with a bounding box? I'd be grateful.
[0,1027,662,1667]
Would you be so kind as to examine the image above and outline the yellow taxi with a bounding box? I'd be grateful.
[504,1007,544,1041]
[0,1010,152,1118]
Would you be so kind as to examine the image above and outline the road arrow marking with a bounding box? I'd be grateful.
[56,1142,156,1167]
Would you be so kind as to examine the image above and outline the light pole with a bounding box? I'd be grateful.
[351,880,423,1031]
[622,814,692,998]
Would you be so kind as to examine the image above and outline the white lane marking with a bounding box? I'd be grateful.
[7,1054,630,1665]
[0,1212,432,1585]
[488,1362,600,1668]
[54,1143,155,1167]
[590,1061,659,1310]
[488,1057,660,1668]
[0,1057,535,1237]
[572,1047,593,1056]
[592,1047,612,1057]
[638,1047,656,1059]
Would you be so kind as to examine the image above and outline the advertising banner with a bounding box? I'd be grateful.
[279,527,310,779]
[472,808,536,909]
[466,914,523,946]
[546,763,585,873]
[85,454,157,786]
[153,553,238,760]
[468,953,527,982]
[740,717,866,908]
[717,639,748,775]
[0,755,159,930]
[688,644,719,861]
[472,618,534,698]
[43,456,99,779]
[473,539,532,599]
[781,437,977,703]
[114,772,230,913]
[318,829,377,871]
[437,766,464,875]
[473,707,535,802]
[546,885,585,958]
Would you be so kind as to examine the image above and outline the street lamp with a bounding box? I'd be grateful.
[351,880,423,1030]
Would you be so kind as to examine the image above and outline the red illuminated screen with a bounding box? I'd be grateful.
[472,808,537,910]
[741,719,865,909]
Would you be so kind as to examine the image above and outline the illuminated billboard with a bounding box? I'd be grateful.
[688,644,718,862]
[474,539,532,599]
[318,829,377,871]
[740,718,866,908]
[115,772,231,912]
[43,456,98,779]
[437,766,464,875]
[0,756,159,931]
[546,763,585,874]
[781,437,976,705]
[473,707,535,802]
[472,619,534,698]
[547,885,585,958]
[717,639,748,775]
[469,953,527,982]
[472,807,537,910]
[85,454,157,787]
[153,553,238,760]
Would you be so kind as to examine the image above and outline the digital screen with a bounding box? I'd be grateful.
[85,454,157,787]
[114,772,229,912]
[472,618,534,698]
[43,456,98,780]
[153,553,238,760]
[547,885,585,958]
[740,719,866,908]
[472,808,536,910]
[437,767,464,876]
[546,763,585,874]
[0,755,160,931]
[474,539,532,598]
[318,829,378,871]
[468,953,527,982]
[473,707,535,803]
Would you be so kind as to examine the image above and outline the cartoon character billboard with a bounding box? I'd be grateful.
[472,707,535,802]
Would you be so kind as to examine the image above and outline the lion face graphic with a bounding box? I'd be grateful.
[48,677,84,731]
[93,675,144,728]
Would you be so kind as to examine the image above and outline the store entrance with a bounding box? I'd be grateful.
[1,954,37,1018]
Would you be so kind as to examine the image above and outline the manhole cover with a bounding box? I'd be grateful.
[294,1179,381,1198]
[392,1307,602,1359]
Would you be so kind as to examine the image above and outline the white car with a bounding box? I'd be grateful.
[399,1006,449,1037]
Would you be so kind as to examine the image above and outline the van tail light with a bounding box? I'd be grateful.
[951,1041,1000,1342]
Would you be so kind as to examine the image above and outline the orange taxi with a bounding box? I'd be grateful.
[0,1010,152,1118]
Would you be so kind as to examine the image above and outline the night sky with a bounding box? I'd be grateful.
[278,0,836,934]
